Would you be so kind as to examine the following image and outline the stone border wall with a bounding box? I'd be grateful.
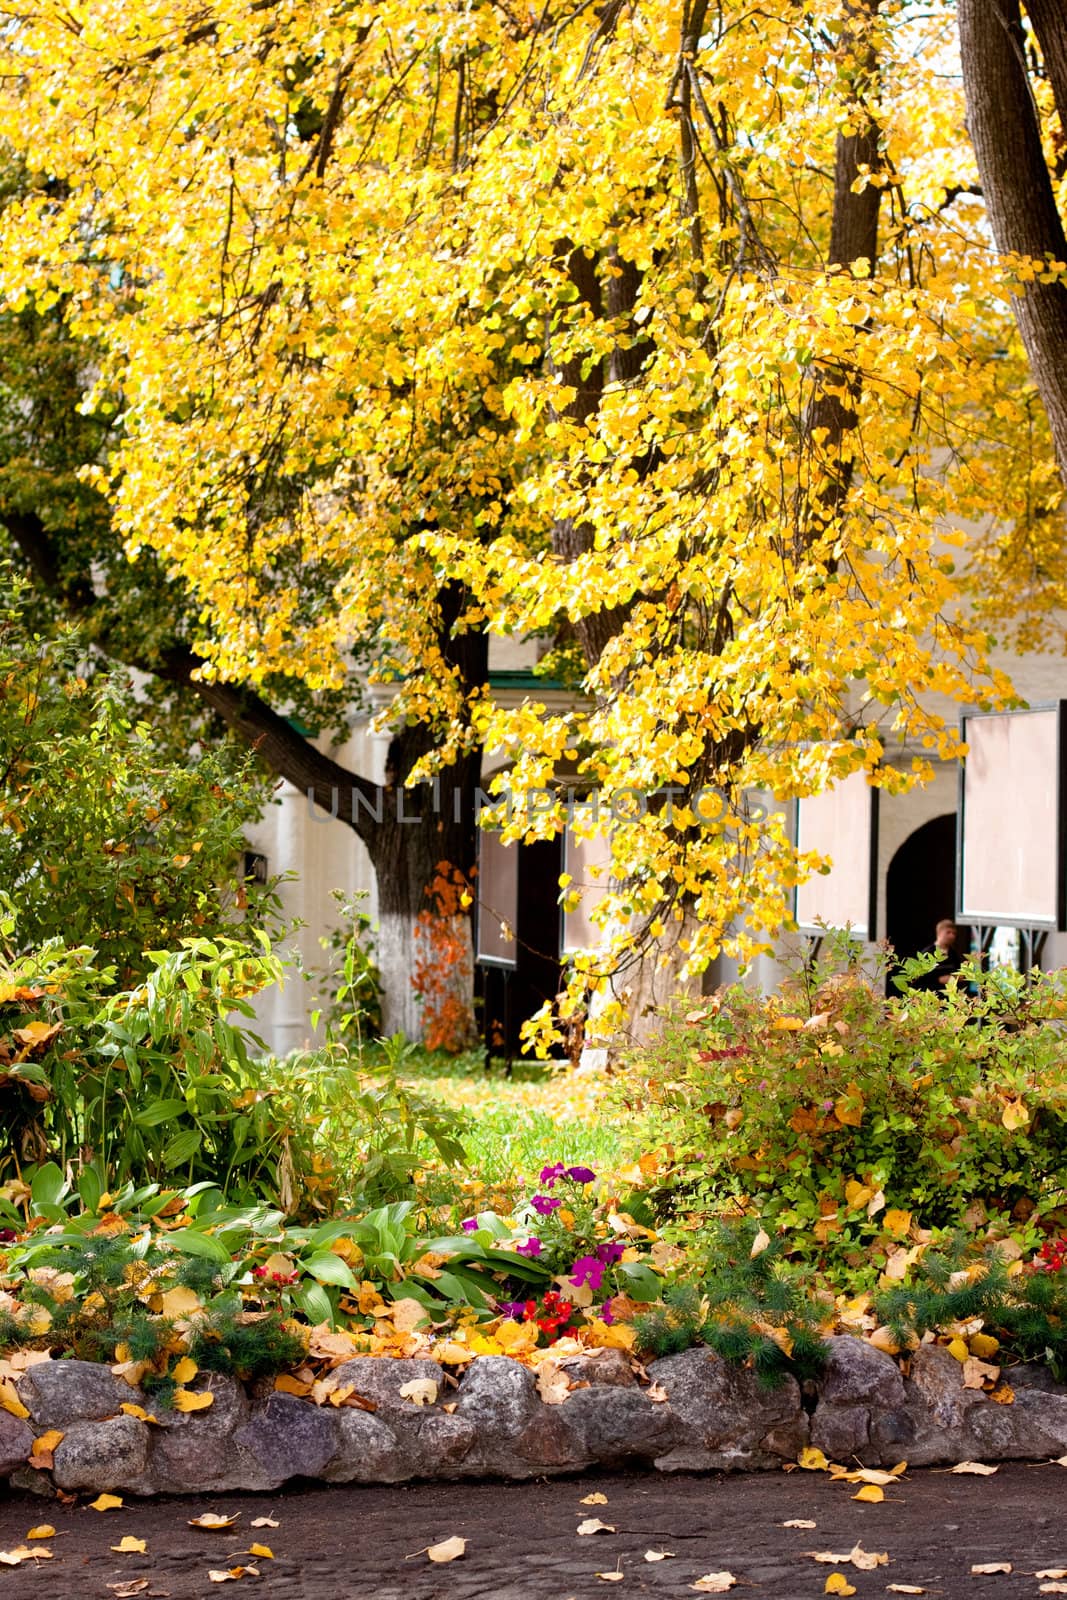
[3,1338,1067,1496]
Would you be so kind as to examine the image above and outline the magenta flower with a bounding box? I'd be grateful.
[595,1240,625,1266]
[461,1217,478,1232]
[567,1166,597,1184]
[539,1163,567,1188]
[599,1298,615,1325]
[531,1194,562,1217]
[568,1254,606,1292]
[515,1237,543,1257]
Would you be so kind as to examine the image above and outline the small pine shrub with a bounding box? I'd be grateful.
[188,1313,307,1381]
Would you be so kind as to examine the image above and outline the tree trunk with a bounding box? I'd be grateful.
[959,0,1067,479]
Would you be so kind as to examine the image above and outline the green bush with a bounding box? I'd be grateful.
[626,957,1067,1289]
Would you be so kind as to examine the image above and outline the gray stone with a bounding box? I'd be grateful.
[549,1385,678,1466]
[648,1346,808,1471]
[454,1357,538,1440]
[232,1392,337,1490]
[52,1416,152,1492]
[810,1336,907,1462]
[558,1349,636,1388]
[17,1359,134,1429]
[0,1407,32,1475]
[328,1358,446,1421]
[323,1408,409,1484]
[149,1374,252,1492]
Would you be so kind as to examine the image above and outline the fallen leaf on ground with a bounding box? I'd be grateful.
[246,1544,273,1560]
[0,1545,52,1565]
[90,1494,124,1512]
[577,1519,615,1536]
[970,1563,1012,1574]
[0,1378,30,1419]
[799,1446,830,1471]
[962,1358,1000,1390]
[691,1573,736,1593]
[783,1519,817,1529]
[250,1517,279,1529]
[535,1365,572,1405]
[398,1378,438,1407]
[189,1514,240,1530]
[31,1429,63,1456]
[852,1485,884,1503]
[824,1577,856,1597]
[580,1493,608,1506]
[172,1388,213,1413]
[1038,1571,1067,1580]
[171,1357,198,1384]
[886,1587,925,1595]
[832,1466,904,1486]
[644,1550,675,1561]
[208,1568,259,1582]
[806,1546,888,1571]
[274,1374,313,1397]
[1040,1585,1067,1595]
[949,1462,997,1476]
[26,1525,55,1539]
[647,1383,669,1403]
[427,1536,466,1563]
[107,1583,150,1597]
[110,1536,147,1554]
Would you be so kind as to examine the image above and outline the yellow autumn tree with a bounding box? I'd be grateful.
[0,0,1033,1047]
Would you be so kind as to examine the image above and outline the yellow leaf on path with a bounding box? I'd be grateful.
[208,1568,259,1582]
[852,1484,884,1503]
[26,1525,55,1540]
[427,1536,466,1563]
[824,1577,856,1597]
[189,1514,240,1530]
[577,1519,615,1536]
[971,1563,1011,1575]
[833,1466,904,1487]
[398,1378,437,1406]
[247,1544,274,1560]
[172,1387,214,1412]
[90,1494,124,1512]
[783,1519,817,1529]
[644,1550,675,1561]
[948,1461,997,1475]
[1039,1585,1067,1595]
[1037,1571,1067,1581]
[110,1536,147,1554]
[580,1493,608,1506]
[0,1379,29,1419]
[886,1588,925,1595]
[596,1571,624,1582]
[250,1517,279,1529]
[32,1430,63,1455]
[119,1404,161,1424]
[806,1546,887,1570]
[172,1357,198,1384]
[798,1446,830,1471]
[0,1545,52,1565]
[107,1582,149,1597]
[691,1573,736,1592]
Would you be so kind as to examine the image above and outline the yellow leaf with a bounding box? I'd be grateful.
[946,1337,970,1363]
[798,1446,830,1471]
[883,1208,912,1239]
[691,1574,736,1592]
[596,1572,625,1583]
[749,1227,771,1258]
[577,1519,615,1536]
[581,1493,609,1506]
[582,1318,636,1351]
[110,1536,147,1554]
[158,1287,202,1320]
[971,1563,1011,1575]
[0,1545,53,1565]
[247,1544,274,1560]
[32,1429,63,1454]
[398,1378,437,1406]
[427,1536,466,1563]
[274,1373,313,1397]
[208,1568,259,1582]
[26,1525,55,1540]
[824,1578,856,1597]
[0,1379,29,1419]
[90,1494,124,1512]
[172,1388,214,1412]
[250,1518,279,1529]
[1001,1097,1030,1130]
[851,1484,884,1503]
[644,1549,675,1561]
[189,1514,240,1530]
[171,1357,198,1384]
[968,1332,999,1359]
[948,1461,997,1475]
[844,1180,872,1210]
[119,1404,160,1424]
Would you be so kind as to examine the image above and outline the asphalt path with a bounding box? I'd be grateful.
[0,1462,1065,1599]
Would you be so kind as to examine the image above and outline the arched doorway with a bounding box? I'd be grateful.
[885,813,969,986]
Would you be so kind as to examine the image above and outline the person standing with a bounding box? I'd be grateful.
[914,917,964,992]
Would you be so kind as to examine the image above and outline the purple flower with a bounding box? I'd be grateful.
[567,1166,596,1184]
[461,1217,478,1232]
[568,1254,606,1292]
[539,1163,567,1188]
[595,1240,625,1266]
[499,1300,529,1320]
[531,1194,562,1217]
[820,1099,834,1112]
[599,1298,615,1325]
[516,1237,543,1257]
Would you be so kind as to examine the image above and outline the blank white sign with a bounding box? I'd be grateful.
[476,829,519,967]
[795,768,875,935]
[960,708,1061,926]
[561,827,612,954]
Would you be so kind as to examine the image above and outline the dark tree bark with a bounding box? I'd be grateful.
[959,0,1067,479]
